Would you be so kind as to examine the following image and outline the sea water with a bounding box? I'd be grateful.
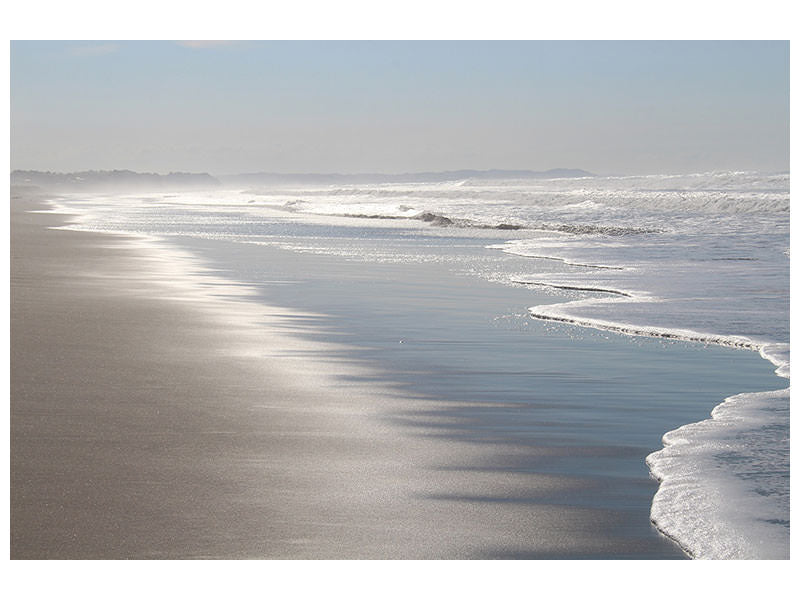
[51,170,789,558]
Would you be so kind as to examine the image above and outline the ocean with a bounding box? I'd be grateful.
[50,170,789,558]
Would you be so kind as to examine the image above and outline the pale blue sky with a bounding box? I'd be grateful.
[10,41,789,175]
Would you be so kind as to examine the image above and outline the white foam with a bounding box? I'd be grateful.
[646,388,790,559]
[527,296,759,351]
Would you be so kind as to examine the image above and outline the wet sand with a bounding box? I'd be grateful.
[11,189,684,559]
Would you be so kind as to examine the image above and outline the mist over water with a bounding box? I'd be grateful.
[52,169,789,558]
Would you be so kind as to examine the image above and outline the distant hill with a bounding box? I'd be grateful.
[11,170,220,191]
[219,168,594,186]
[11,168,594,191]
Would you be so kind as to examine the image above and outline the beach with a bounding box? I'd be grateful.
[10,185,786,559]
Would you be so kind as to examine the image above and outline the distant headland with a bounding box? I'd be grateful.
[11,168,595,191]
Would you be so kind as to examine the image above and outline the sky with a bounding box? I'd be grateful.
[10,40,790,176]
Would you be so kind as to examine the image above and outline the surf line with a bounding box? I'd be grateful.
[529,294,789,560]
[512,280,632,297]
[514,254,625,271]
[527,297,758,351]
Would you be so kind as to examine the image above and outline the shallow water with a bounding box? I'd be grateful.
[169,233,781,558]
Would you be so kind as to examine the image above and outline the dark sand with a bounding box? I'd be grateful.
[11,190,683,559]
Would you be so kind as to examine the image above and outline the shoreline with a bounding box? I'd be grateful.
[172,210,788,560]
[12,187,786,559]
[13,190,685,559]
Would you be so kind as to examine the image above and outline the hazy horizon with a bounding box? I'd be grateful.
[11,166,598,177]
[11,41,789,176]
